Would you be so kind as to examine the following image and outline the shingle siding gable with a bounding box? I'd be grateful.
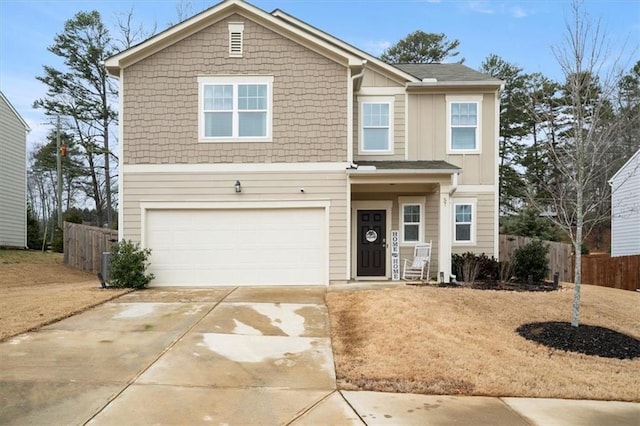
[123,13,348,165]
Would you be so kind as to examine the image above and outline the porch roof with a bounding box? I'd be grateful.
[349,160,460,175]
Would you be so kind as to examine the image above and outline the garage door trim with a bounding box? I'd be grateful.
[140,200,330,286]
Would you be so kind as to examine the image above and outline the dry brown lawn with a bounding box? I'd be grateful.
[0,250,129,341]
[326,284,640,401]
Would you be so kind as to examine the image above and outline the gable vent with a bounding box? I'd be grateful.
[228,22,244,57]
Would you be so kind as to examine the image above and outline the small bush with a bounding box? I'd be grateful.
[109,240,155,289]
[26,205,42,249]
[513,240,549,283]
[452,252,499,284]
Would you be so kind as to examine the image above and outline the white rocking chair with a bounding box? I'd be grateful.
[402,241,432,281]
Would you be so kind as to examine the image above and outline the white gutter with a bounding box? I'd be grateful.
[347,60,367,164]
[449,172,459,196]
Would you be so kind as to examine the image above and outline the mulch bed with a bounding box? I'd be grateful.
[436,280,558,292]
[431,281,640,360]
[517,321,640,360]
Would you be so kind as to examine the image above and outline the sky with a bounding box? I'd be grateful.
[1,0,638,150]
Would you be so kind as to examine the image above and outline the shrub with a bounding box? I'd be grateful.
[513,240,549,283]
[451,252,499,284]
[26,205,42,249]
[109,240,155,289]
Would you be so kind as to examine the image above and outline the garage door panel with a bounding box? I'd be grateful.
[145,208,326,286]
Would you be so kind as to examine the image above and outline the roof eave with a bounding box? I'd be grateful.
[105,0,362,74]
[347,168,460,175]
[271,9,419,83]
[407,80,504,89]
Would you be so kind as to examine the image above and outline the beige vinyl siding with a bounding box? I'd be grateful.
[353,93,405,161]
[361,67,405,88]
[451,191,496,256]
[407,91,498,186]
[122,13,347,165]
[0,96,27,248]
[351,191,440,280]
[123,170,348,282]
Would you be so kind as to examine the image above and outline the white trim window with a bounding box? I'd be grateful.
[453,200,476,244]
[446,95,482,153]
[359,96,394,154]
[198,76,273,142]
[399,196,425,244]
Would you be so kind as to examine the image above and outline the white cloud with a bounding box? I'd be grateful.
[510,6,529,18]
[468,1,495,15]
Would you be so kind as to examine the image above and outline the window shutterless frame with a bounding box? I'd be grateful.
[399,196,425,244]
[198,76,273,143]
[453,200,476,244]
[358,96,394,154]
[446,95,482,154]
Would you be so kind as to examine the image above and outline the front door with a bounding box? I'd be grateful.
[357,210,386,276]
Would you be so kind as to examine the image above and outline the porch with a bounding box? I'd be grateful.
[347,161,460,283]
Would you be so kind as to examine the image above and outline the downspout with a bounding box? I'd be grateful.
[449,172,458,196]
[348,60,367,165]
[345,60,367,283]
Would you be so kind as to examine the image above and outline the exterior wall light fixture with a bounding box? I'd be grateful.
[235,180,242,193]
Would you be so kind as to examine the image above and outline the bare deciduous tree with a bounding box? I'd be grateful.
[529,1,636,327]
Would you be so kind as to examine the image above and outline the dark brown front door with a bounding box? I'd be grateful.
[357,210,386,276]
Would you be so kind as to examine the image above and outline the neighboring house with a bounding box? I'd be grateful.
[609,149,640,257]
[105,0,502,286]
[0,91,30,248]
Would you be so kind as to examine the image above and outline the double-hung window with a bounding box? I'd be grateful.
[199,76,273,142]
[447,95,482,153]
[359,97,393,153]
[454,201,475,244]
[399,197,425,244]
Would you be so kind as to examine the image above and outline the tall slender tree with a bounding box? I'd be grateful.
[479,54,530,213]
[34,11,117,227]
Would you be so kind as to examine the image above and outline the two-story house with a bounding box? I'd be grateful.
[105,0,502,287]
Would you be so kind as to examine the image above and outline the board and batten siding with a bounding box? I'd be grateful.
[610,150,640,257]
[0,93,28,248]
[122,169,348,282]
[122,13,348,165]
[406,91,498,186]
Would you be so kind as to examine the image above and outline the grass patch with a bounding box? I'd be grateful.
[326,284,640,401]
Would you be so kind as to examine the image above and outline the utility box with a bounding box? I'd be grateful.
[101,252,112,283]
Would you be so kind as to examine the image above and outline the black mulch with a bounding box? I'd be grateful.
[516,321,640,360]
[436,280,558,292]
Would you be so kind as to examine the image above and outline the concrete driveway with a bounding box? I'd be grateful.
[1,286,638,425]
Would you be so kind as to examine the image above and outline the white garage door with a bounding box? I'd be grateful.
[145,208,326,286]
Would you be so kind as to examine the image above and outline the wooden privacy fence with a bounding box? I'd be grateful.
[499,234,573,282]
[64,222,118,274]
[580,254,640,292]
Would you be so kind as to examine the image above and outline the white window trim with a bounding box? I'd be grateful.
[358,95,394,155]
[446,95,482,154]
[198,75,273,143]
[399,196,425,245]
[453,198,477,245]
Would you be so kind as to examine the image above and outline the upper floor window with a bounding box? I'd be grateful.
[198,76,273,142]
[399,196,425,244]
[453,200,476,244]
[359,96,394,154]
[447,95,482,154]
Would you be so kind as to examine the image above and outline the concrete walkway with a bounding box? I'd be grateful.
[0,286,638,425]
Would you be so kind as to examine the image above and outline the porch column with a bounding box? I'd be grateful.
[438,183,452,283]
